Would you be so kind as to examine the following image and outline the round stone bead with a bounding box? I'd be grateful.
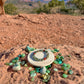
[53,68,58,71]
[51,50,56,53]
[9,63,13,66]
[21,54,25,58]
[67,64,71,69]
[56,55,60,59]
[54,49,59,52]
[21,61,26,66]
[24,64,28,67]
[58,53,62,56]
[12,59,16,63]
[30,70,35,74]
[31,77,34,81]
[29,67,32,70]
[35,68,40,73]
[53,60,58,64]
[46,70,50,73]
[68,70,73,74]
[60,56,64,60]
[12,64,21,71]
[58,60,62,64]
[30,73,36,77]
[63,63,67,67]
[62,74,68,78]
[14,57,19,60]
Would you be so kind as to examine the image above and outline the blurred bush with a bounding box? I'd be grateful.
[4,3,18,15]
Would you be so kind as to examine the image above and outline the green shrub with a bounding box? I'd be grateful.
[4,3,18,15]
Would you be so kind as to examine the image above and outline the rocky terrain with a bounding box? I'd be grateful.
[0,13,84,84]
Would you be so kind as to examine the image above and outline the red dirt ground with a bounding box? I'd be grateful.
[0,14,84,84]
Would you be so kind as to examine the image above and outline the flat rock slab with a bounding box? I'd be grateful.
[28,49,55,67]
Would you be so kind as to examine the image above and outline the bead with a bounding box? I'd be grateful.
[68,70,73,74]
[58,53,62,56]
[54,49,59,52]
[21,54,25,58]
[12,64,21,71]
[60,56,64,59]
[9,63,13,66]
[24,64,28,67]
[29,67,32,70]
[51,50,56,53]
[45,73,48,75]
[53,60,58,64]
[14,57,19,60]
[35,68,40,73]
[63,63,67,67]
[18,55,21,57]
[64,70,68,74]
[46,70,50,73]
[31,77,34,81]
[5,63,9,65]
[62,74,68,78]
[30,70,35,74]
[58,60,62,64]
[67,64,71,69]
[56,55,60,59]
[53,68,58,71]
[12,59,16,63]
[30,73,36,77]
[43,75,47,79]
[21,61,26,66]
[40,67,46,74]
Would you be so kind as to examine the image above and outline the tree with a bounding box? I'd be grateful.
[68,0,84,14]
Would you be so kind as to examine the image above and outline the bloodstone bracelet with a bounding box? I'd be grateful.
[32,49,49,61]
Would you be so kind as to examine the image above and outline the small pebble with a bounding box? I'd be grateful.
[29,67,32,70]
[24,64,28,67]
[9,63,13,66]
[62,74,68,78]
[68,70,73,74]
[46,70,50,73]
[31,77,34,81]
[21,54,25,58]
[53,68,58,71]
[14,57,19,60]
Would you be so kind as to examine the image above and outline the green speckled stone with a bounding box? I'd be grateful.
[54,68,58,71]
[31,77,34,81]
[21,61,26,66]
[35,68,40,73]
[46,70,50,73]
[30,73,36,77]
[68,70,73,74]
[24,64,28,67]
[58,53,62,56]
[12,59,16,63]
[30,70,35,74]
[58,60,62,64]
[62,74,68,78]
[14,57,19,60]
[67,64,71,69]
[29,67,32,70]
[60,56,64,59]
[54,49,59,52]
[56,55,60,59]
[53,60,58,64]
[21,54,25,58]
[51,50,56,53]
[5,63,9,65]
[9,63,13,66]
[63,63,67,67]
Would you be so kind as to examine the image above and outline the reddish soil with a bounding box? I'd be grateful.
[0,13,84,84]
